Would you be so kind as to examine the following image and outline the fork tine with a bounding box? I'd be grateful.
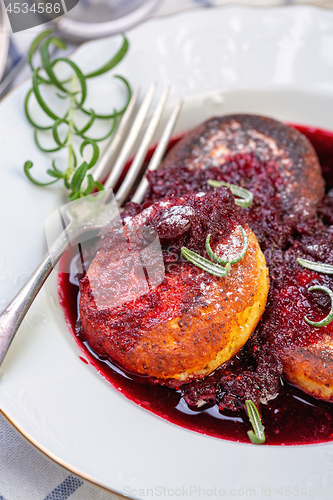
[131,98,183,205]
[103,82,157,191]
[93,86,141,183]
[115,86,170,207]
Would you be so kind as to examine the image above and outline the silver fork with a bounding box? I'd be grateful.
[0,85,183,366]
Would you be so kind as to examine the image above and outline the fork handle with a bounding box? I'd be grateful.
[0,232,70,367]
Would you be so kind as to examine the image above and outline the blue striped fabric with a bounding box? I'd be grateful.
[43,476,84,500]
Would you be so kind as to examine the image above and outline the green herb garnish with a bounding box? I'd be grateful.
[181,247,231,277]
[297,259,333,327]
[245,400,266,445]
[206,225,248,265]
[207,180,253,208]
[181,226,248,277]
[297,258,333,275]
[303,286,333,328]
[24,30,131,200]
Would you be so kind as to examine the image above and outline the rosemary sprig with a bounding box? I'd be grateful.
[245,400,266,445]
[24,30,131,200]
[181,226,248,277]
[297,258,333,275]
[181,247,231,277]
[304,286,333,328]
[207,180,253,208]
[206,225,248,265]
[297,259,333,327]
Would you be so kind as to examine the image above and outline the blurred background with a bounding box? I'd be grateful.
[2,0,333,100]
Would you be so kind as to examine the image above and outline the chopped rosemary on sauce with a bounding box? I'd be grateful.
[297,258,333,275]
[304,286,333,328]
[207,180,253,208]
[297,259,333,327]
[245,400,266,445]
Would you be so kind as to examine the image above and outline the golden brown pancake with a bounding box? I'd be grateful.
[79,189,269,384]
[282,336,333,401]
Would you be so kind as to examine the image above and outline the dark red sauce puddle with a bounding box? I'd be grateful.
[58,123,333,446]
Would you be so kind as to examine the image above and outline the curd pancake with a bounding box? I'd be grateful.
[282,336,333,401]
[258,230,333,402]
[144,114,325,250]
[79,187,269,384]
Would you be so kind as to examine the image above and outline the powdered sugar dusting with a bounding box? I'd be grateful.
[214,226,245,262]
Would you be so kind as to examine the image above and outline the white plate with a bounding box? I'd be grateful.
[2,6,333,499]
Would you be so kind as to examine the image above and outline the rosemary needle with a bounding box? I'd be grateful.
[207,180,253,208]
[182,226,248,277]
[297,259,333,327]
[245,400,266,445]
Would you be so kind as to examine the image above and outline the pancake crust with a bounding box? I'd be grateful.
[79,197,269,384]
[282,337,333,401]
[120,225,268,382]
[160,114,324,222]
[258,230,333,403]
